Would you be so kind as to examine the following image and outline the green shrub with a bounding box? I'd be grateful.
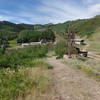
[17,30,42,43]
[47,65,53,69]
[0,67,38,100]
[55,41,67,58]
[17,29,55,43]
[0,30,17,40]
[0,55,10,68]
[41,29,56,42]
[0,45,48,68]
[0,48,5,55]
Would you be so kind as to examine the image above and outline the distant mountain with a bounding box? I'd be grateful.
[0,21,25,32]
[0,21,55,32]
[18,23,34,30]
[0,21,52,40]
[0,15,100,38]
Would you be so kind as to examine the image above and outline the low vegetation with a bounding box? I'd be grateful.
[52,15,100,38]
[0,15,100,100]
[63,57,100,81]
[0,45,54,100]
[0,21,56,100]
[55,41,67,58]
[0,60,53,100]
[88,28,100,52]
[17,29,55,43]
[8,39,18,47]
[54,40,78,58]
[0,45,48,68]
[17,30,42,43]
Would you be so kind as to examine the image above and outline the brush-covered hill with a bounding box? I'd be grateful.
[51,15,100,52]
[0,21,36,40]
[0,21,55,41]
[0,21,52,33]
[51,15,100,38]
[0,15,100,39]
[0,21,23,32]
[0,21,35,32]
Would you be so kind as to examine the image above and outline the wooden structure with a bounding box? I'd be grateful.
[66,26,88,58]
[21,40,52,47]
[66,27,75,58]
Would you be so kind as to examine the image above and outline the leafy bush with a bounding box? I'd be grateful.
[0,67,41,99]
[17,30,42,43]
[41,29,55,42]
[0,39,9,48]
[0,45,48,68]
[0,60,53,100]
[55,41,67,58]
[0,46,52,100]
[0,39,9,55]
[0,30,17,40]
[0,48,5,55]
[8,39,18,47]
[17,29,56,43]
[0,55,10,68]
[54,40,78,58]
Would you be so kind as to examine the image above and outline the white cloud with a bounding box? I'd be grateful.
[83,0,94,3]
[0,15,16,21]
[88,3,100,15]
[0,0,100,24]
[35,0,88,23]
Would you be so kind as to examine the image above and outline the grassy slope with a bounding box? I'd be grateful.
[64,57,100,81]
[52,15,100,38]
[53,16,100,80]
[0,15,100,100]
[52,15,100,53]
[0,45,54,100]
[8,39,18,47]
[0,55,55,100]
[0,59,53,100]
[87,28,100,52]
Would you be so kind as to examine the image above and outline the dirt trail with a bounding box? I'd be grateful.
[47,57,100,100]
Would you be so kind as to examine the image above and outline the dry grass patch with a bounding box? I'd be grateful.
[0,59,54,100]
[63,57,100,81]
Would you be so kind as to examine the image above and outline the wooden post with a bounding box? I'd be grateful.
[66,26,75,58]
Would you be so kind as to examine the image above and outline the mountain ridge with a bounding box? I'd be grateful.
[0,15,100,38]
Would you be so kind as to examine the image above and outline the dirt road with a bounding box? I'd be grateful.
[47,57,100,100]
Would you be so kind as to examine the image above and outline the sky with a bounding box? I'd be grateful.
[0,0,100,24]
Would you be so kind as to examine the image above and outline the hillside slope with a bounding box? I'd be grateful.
[52,15,100,38]
[0,15,100,39]
[87,28,100,52]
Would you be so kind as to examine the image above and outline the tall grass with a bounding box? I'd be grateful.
[8,39,18,47]
[0,45,48,69]
[0,60,52,100]
[0,45,53,100]
[54,41,77,58]
[0,67,33,100]
[54,41,67,58]
[64,57,100,81]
